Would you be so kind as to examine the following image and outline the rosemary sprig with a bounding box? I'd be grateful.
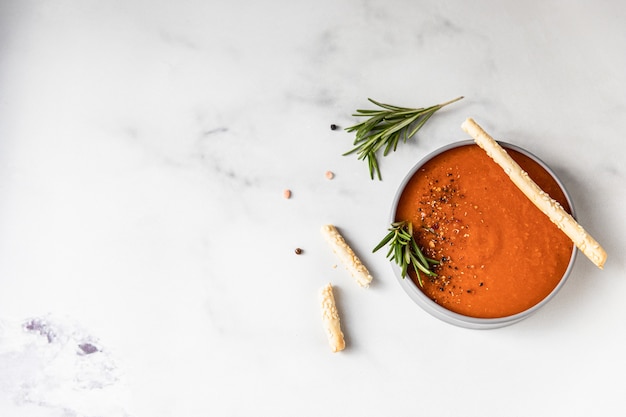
[344,96,463,180]
[373,220,439,287]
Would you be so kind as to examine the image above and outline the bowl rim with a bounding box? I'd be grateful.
[389,140,578,329]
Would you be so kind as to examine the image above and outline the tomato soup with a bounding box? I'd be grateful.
[395,144,574,318]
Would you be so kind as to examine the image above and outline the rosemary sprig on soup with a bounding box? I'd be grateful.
[373,220,439,287]
[344,96,463,180]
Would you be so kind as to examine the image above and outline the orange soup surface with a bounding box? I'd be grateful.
[395,144,574,318]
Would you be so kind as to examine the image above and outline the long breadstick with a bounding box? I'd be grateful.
[319,283,345,352]
[461,118,607,269]
[321,224,373,287]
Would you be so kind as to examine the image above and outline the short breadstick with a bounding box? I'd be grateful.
[319,283,345,352]
[461,118,607,269]
[321,224,373,287]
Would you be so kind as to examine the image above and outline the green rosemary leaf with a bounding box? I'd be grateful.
[404,245,411,264]
[411,239,427,263]
[368,153,380,180]
[367,98,411,112]
[394,243,403,265]
[383,133,400,156]
[414,256,438,276]
[344,96,463,180]
[372,231,394,253]
[401,260,408,279]
[406,111,435,139]
[408,253,425,287]
[380,114,420,139]
[414,270,424,288]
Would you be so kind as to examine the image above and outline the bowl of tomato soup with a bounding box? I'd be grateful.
[391,141,577,329]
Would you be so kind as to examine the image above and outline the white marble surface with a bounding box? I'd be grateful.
[1,0,625,416]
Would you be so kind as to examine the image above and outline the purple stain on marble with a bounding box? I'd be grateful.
[22,317,103,356]
[78,342,99,355]
[23,318,56,343]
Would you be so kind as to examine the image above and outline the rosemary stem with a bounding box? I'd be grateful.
[439,96,464,107]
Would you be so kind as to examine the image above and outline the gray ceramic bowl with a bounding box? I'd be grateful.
[390,140,577,329]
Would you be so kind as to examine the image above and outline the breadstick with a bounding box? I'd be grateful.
[319,283,345,352]
[461,118,607,269]
[321,224,373,287]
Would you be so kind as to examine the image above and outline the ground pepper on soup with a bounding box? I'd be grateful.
[395,144,574,318]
